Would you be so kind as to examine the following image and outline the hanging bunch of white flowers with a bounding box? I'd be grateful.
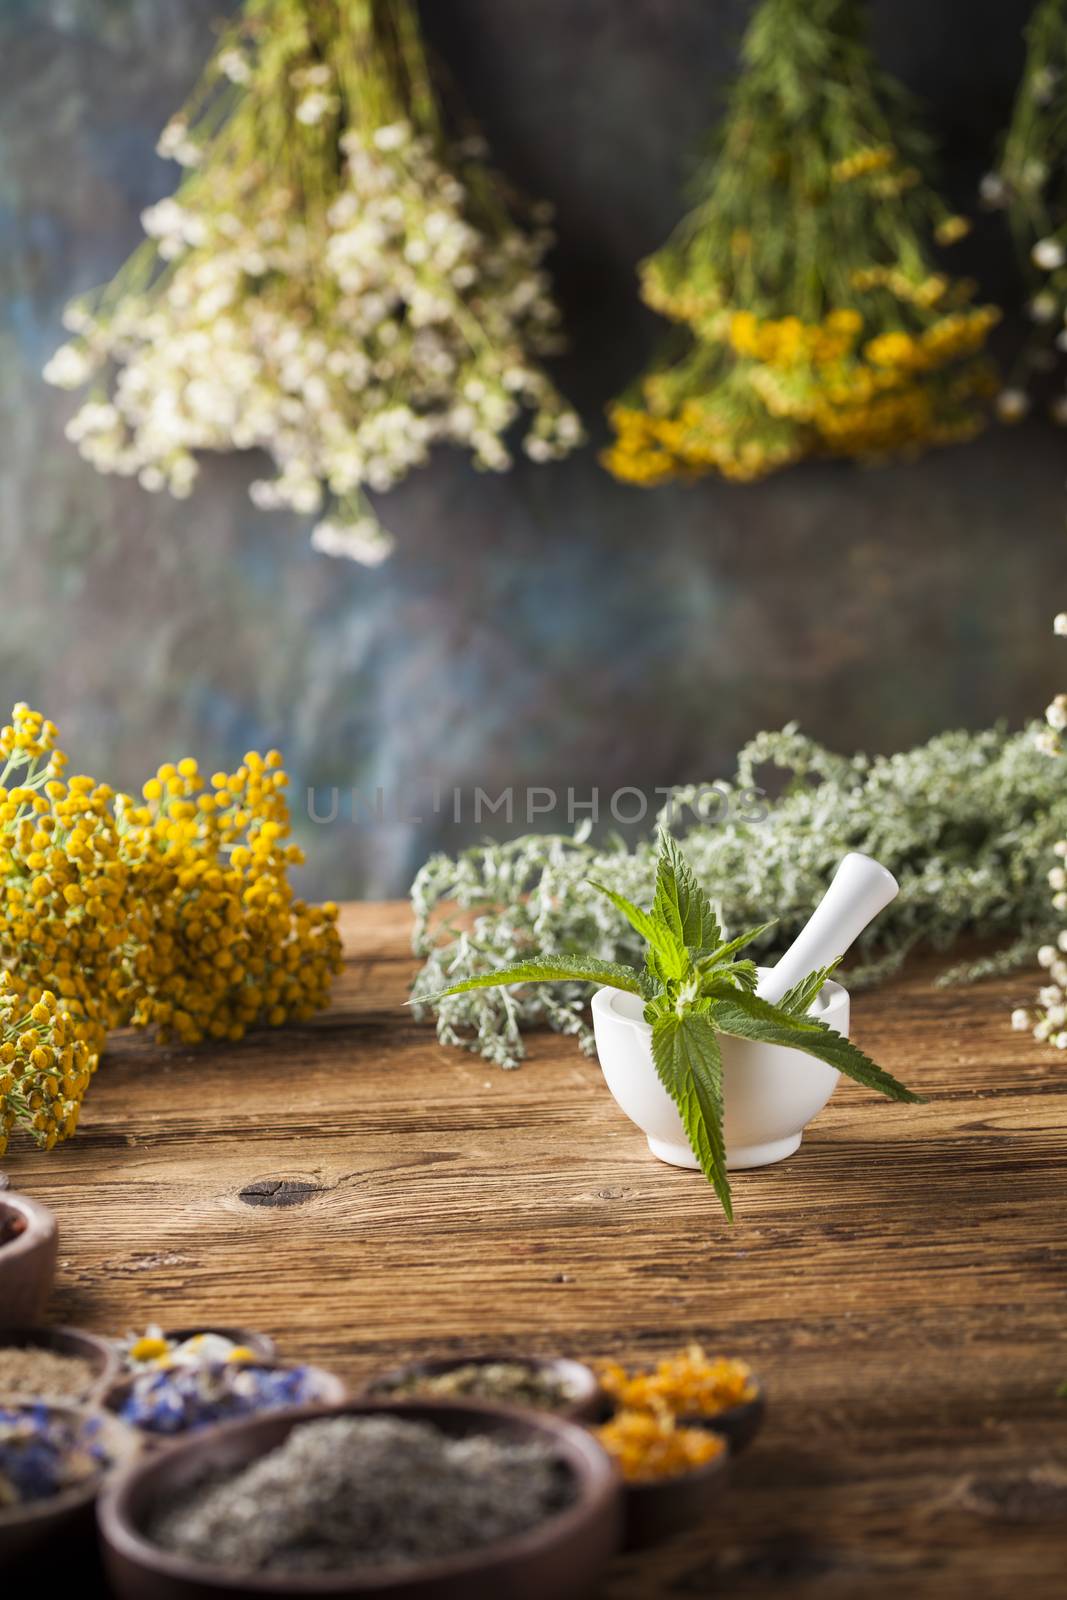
[43,0,582,562]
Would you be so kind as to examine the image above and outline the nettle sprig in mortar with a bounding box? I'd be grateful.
[425,832,920,1218]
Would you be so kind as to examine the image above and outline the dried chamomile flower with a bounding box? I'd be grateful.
[43,0,580,560]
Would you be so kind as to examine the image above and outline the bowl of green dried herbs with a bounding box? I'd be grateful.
[98,1399,623,1599]
[364,1354,601,1421]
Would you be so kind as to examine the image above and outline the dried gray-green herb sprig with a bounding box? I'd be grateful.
[411,724,1066,1069]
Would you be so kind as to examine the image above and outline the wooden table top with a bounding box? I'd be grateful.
[4,902,1066,1597]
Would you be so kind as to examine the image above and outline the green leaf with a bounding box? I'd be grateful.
[778,961,840,1016]
[587,879,688,982]
[695,920,778,972]
[651,1012,733,1221]
[711,1003,923,1103]
[425,955,648,1003]
[704,985,822,1031]
[655,830,721,952]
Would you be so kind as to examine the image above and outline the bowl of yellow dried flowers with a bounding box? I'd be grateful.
[597,1346,765,1455]
[593,1407,730,1550]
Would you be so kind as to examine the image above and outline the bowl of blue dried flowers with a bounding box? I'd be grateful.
[0,1399,139,1568]
[104,1358,346,1442]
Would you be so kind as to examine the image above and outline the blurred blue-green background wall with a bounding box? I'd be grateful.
[0,0,1063,898]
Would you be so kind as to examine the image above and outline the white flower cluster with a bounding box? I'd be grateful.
[44,101,581,563]
[1015,613,1067,1046]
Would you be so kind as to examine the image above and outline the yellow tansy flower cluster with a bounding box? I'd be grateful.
[0,704,342,1155]
[0,975,94,1153]
[603,0,1000,488]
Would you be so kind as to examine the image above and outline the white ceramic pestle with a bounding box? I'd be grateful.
[755,852,899,1007]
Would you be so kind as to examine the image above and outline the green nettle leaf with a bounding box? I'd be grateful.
[712,1003,924,1104]
[430,955,647,1003]
[778,962,840,1016]
[696,921,777,973]
[655,830,721,952]
[703,985,822,1032]
[652,1012,732,1221]
[587,879,687,982]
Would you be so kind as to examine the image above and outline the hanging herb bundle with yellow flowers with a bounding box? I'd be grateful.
[984,0,1067,424]
[603,0,1000,487]
[43,0,581,563]
[0,704,342,1156]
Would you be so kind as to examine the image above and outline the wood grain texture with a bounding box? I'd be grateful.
[3,905,1066,1597]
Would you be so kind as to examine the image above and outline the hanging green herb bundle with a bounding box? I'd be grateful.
[43,0,581,563]
[603,0,999,488]
[985,0,1067,424]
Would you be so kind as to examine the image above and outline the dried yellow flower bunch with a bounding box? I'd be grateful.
[0,705,342,1155]
[603,0,999,487]
[43,0,580,563]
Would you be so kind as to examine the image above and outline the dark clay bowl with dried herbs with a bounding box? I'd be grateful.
[0,1324,121,1404]
[0,1399,141,1570]
[0,1192,58,1328]
[99,1398,624,1600]
[363,1354,602,1422]
[687,1381,766,1454]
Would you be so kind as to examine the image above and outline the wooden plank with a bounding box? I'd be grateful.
[3,904,1066,1596]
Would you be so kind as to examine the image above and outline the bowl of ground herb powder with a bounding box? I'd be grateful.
[365,1354,601,1420]
[98,1400,623,1599]
[0,1325,121,1403]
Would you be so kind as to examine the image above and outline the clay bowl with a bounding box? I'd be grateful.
[98,1398,624,1600]
[0,1400,140,1571]
[363,1354,601,1422]
[683,1379,766,1455]
[619,1423,732,1551]
[122,1327,278,1371]
[103,1361,347,1444]
[0,1324,122,1402]
[0,1193,58,1328]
